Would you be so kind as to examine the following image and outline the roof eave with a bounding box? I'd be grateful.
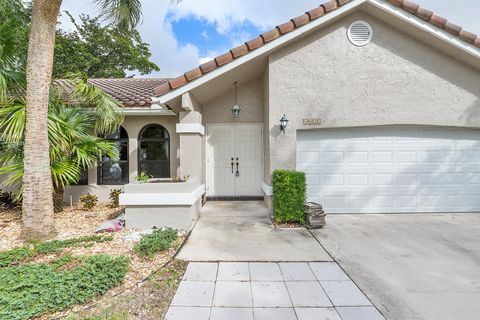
[156,0,367,105]
[155,0,480,105]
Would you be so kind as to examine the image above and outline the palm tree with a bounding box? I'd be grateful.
[1,14,125,239]
[0,77,123,213]
[20,0,142,240]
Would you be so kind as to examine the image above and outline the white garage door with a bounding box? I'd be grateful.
[297,126,480,213]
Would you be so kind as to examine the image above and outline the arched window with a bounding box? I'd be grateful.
[98,126,129,185]
[138,124,170,178]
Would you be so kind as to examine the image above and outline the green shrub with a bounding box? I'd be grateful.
[0,235,113,268]
[135,172,150,183]
[134,228,178,257]
[272,169,307,224]
[0,255,129,320]
[80,193,98,210]
[109,188,122,208]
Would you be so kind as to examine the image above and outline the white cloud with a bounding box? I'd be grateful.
[59,0,480,78]
[60,0,202,78]
[170,0,320,34]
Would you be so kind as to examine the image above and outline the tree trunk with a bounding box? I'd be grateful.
[53,186,64,213]
[21,0,62,240]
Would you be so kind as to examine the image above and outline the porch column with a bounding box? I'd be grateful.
[177,92,204,182]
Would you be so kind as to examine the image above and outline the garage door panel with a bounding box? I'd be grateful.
[297,126,480,213]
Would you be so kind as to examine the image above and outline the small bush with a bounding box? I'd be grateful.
[0,255,129,320]
[135,172,150,183]
[0,190,19,209]
[80,193,98,210]
[272,169,307,224]
[109,188,122,208]
[134,228,178,257]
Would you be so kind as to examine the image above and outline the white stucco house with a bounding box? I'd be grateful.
[64,0,480,229]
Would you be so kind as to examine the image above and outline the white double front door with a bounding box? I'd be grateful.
[206,124,263,197]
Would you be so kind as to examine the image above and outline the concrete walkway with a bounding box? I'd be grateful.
[178,202,331,262]
[166,262,385,320]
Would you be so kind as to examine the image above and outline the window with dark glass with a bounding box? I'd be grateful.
[98,127,129,185]
[138,124,170,178]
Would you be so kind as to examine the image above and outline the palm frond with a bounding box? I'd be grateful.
[0,102,25,143]
[95,0,142,30]
[51,159,81,189]
[70,78,124,135]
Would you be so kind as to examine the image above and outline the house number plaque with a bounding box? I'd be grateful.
[303,118,321,125]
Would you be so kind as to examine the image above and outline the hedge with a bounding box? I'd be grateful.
[272,169,306,223]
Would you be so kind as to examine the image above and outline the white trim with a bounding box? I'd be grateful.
[262,182,273,196]
[176,123,205,135]
[155,0,480,105]
[123,108,176,116]
[156,0,365,104]
[368,0,480,60]
[119,184,205,206]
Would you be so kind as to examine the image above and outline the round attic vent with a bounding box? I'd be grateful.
[347,21,372,46]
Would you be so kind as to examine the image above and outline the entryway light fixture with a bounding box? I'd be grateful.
[280,114,289,133]
[231,81,241,118]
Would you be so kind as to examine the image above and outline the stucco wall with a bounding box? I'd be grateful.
[268,11,480,173]
[202,77,264,124]
[65,114,179,202]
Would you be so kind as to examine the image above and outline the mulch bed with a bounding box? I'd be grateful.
[0,204,187,320]
[64,259,188,320]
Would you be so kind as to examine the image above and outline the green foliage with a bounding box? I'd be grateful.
[0,254,129,320]
[80,194,98,211]
[0,2,157,78]
[135,171,150,183]
[0,235,113,268]
[53,13,158,78]
[109,188,122,208]
[272,170,307,224]
[134,228,178,258]
[0,0,30,70]
[0,246,34,268]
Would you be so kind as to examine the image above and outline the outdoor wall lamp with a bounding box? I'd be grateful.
[280,114,289,133]
[231,81,241,118]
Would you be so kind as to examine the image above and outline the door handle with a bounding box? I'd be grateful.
[235,159,240,177]
[231,158,234,173]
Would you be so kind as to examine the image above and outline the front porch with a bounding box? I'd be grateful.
[178,201,331,262]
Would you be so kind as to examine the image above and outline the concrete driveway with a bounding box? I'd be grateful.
[311,214,480,320]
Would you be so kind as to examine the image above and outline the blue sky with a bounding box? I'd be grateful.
[170,15,260,62]
[60,0,480,77]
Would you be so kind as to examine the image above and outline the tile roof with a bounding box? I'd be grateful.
[154,0,480,98]
[88,78,169,107]
[55,77,169,108]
